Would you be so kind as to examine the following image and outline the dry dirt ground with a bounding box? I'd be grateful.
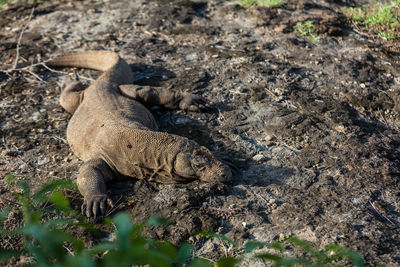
[1,0,400,265]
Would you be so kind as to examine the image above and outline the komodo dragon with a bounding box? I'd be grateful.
[47,51,232,219]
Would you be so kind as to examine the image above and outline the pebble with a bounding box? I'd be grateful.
[252,154,265,162]
[37,157,50,165]
[30,112,41,121]
[19,163,28,169]
[264,135,276,141]
[185,53,198,61]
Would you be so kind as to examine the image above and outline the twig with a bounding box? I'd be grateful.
[13,8,35,70]
[218,237,228,257]
[196,256,216,263]
[105,196,123,217]
[40,62,95,81]
[1,60,95,82]
[0,195,23,207]
[26,69,44,82]
[63,244,74,256]
[369,200,397,226]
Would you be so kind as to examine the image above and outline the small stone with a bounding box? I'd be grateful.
[30,112,41,121]
[360,83,366,89]
[37,157,50,165]
[252,154,265,162]
[19,163,28,169]
[185,53,198,61]
[279,233,285,241]
[264,135,276,141]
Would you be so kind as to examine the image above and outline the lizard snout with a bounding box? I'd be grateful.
[200,162,232,183]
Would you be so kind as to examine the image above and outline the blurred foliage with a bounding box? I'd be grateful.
[0,174,364,266]
[245,236,364,266]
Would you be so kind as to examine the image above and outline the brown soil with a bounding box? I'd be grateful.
[1,0,400,266]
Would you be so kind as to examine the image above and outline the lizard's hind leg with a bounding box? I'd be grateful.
[60,81,86,114]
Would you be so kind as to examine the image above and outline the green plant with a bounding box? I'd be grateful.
[0,174,208,266]
[239,0,286,8]
[0,0,16,9]
[345,1,400,40]
[245,236,364,267]
[294,20,321,42]
[0,0,44,9]
[0,174,365,266]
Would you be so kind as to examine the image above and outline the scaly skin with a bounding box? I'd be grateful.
[47,51,232,220]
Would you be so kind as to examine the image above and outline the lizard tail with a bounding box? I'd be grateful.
[46,50,120,72]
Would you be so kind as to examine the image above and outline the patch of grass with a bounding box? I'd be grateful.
[345,1,400,40]
[246,236,364,267]
[294,20,321,42]
[0,174,365,266]
[0,0,43,9]
[239,0,286,8]
[0,0,17,9]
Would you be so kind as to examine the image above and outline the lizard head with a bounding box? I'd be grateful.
[174,144,232,183]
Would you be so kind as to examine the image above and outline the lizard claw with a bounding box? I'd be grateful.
[81,194,114,221]
[180,93,211,112]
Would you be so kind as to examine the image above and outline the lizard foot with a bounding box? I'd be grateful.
[81,194,114,221]
[179,93,211,112]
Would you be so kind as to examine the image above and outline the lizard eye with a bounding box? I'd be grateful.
[192,156,207,166]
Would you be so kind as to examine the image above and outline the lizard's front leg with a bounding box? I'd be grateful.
[77,158,115,220]
[119,84,209,112]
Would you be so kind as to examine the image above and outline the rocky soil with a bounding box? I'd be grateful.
[1,0,400,265]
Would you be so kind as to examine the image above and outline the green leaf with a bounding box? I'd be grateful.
[49,191,70,209]
[5,173,16,183]
[130,223,145,238]
[14,181,30,198]
[42,218,71,228]
[285,236,318,254]
[269,241,284,252]
[65,251,95,267]
[189,258,213,267]
[0,227,22,237]
[245,240,266,253]
[276,257,311,266]
[26,243,51,266]
[196,231,236,247]
[113,213,133,235]
[113,213,133,251]
[324,243,364,267]
[0,208,11,223]
[0,248,20,264]
[88,242,116,255]
[146,216,169,227]
[23,224,76,261]
[217,256,240,267]
[33,179,76,204]
[176,243,194,265]
[154,241,177,261]
[256,253,282,261]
